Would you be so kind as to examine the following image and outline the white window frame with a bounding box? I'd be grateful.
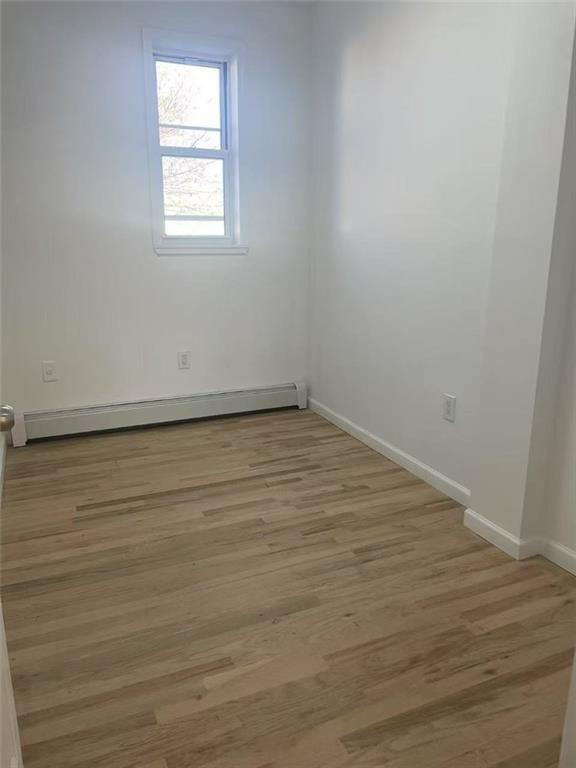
[143,28,247,256]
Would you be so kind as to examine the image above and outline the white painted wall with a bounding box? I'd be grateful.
[523,34,576,550]
[544,256,576,554]
[309,2,517,492]
[1,1,311,412]
[471,2,576,542]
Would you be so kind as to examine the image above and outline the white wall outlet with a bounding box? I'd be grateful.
[442,393,457,422]
[177,351,191,370]
[42,360,58,382]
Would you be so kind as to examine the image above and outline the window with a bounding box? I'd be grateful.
[144,30,245,255]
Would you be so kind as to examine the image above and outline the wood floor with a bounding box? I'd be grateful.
[1,410,575,768]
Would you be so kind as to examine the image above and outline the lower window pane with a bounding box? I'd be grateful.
[162,156,224,219]
[164,219,225,237]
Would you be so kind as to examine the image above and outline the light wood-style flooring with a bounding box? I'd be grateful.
[1,409,575,768]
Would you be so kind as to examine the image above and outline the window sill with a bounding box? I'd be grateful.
[155,245,249,257]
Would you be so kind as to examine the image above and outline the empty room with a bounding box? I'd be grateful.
[1,1,576,766]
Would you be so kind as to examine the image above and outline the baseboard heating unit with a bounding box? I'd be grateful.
[13,382,308,445]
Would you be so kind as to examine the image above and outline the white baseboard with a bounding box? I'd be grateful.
[20,382,308,442]
[464,508,576,576]
[10,412,27,448]
[309,399,576,576]
[309,398,470,506]
[540,539,576,577]
[463,508,534,560]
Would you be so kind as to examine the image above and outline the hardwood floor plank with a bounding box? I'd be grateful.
[1,410,574,767]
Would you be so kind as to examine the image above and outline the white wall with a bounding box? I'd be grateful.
[1,1,311,412]
[545,258,576,553]
[471,2,576,542]
[523,31,576,548]
[309,2,516,493]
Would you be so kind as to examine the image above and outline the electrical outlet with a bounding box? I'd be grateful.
[42,360,58,382]
[442,393,456,423]
[177,351,191,370]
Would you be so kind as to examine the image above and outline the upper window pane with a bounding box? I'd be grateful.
[155,60,222,149]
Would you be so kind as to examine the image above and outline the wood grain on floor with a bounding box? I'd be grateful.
[1,409,575,768]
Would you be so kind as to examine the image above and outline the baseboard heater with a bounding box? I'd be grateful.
[14,382,307,445]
